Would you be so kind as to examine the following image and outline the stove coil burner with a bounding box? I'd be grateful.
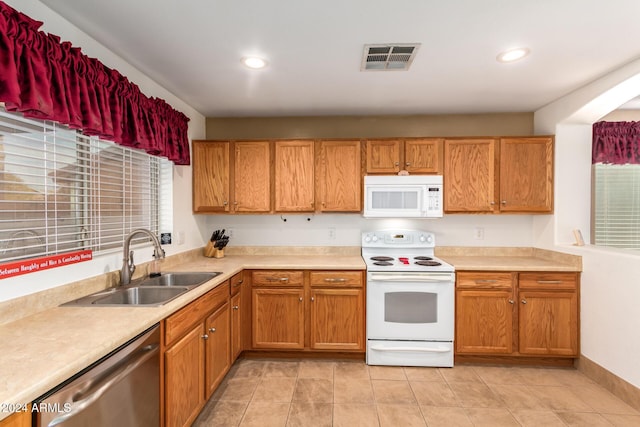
[370,256,394,261]
[414,256,433,261]
[373,261,393,266]
[415,260,442,267]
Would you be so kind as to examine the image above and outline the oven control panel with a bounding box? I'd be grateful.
[362,230,435,248]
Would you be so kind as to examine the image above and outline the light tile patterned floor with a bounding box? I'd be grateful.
[193,359,640,427]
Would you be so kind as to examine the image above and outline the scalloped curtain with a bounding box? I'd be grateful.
[592,121,640,165]
[0,1,190,165]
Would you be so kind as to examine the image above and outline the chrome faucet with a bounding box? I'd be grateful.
[120,229,165,285]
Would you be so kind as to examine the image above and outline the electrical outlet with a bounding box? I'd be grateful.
[227,228,234,238]
[328,227,336,240]
[474,227,484,240]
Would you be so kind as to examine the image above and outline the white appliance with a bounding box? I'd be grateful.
[363,229,455,367]
[363,175,443,218]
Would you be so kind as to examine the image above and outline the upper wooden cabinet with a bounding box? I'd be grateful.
[317,140,362,212]
[499,137,553,212]
[275,140,315,211]
[192,141,230,213]
[444,136,553,213]
[233,141,271,212]
[366,138,442,174]
[444,138,497,212]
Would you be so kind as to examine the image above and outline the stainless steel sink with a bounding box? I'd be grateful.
[137,272,221,288]
[90,286,189,306]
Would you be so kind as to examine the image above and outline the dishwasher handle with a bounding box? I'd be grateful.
[47,343,159,427]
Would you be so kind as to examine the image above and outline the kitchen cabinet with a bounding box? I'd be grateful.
[444,138,496,212]
[455,271,579,360]
[366,138,442,174]
[444,136,554,213]
[317,140,362,212]
[275,140,315,211]
[0,411,30,427]
[233,141,271,212]
[192,141,230,213]
[456,272,514,354]
[309,271,365,351]
[499,137,553,212]
[250,270,365,352]
[164,281,230,427]
[230,271,244,361]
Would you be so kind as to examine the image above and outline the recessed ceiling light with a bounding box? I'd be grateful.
[241,56,268,69]
[496,48,530,63]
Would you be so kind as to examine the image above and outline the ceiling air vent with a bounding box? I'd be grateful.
[361,43,421,71]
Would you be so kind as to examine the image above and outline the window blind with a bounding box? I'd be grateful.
[0,107,172,263]
[593,163,640,250]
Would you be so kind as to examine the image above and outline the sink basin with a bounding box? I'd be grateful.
[138,272,221,288]
[91,286,190,306]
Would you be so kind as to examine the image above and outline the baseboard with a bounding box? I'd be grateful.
[576,355,640,412]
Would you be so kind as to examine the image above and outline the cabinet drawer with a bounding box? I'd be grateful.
[519,272,578,290]
[252,271,303,286]
[457,272,513,289]
[310,271,363,287]
[165,281,230,345]
[230,271,244,296]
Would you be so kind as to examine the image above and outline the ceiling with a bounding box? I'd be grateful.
[39,0,640,118]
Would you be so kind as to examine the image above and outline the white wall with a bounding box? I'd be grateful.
[0,0,206,302]
[534,58,640,388]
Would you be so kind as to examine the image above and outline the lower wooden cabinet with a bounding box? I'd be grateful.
[163,281,230,427]
[0,410,30,427]
[455,271,579,360]
[250,270,365,352]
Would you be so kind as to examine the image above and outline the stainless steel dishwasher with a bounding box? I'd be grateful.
[34,324,160,427]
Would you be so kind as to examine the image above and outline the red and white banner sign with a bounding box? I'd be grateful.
[0,250,93,280]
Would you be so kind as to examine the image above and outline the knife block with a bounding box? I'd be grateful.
[204,241,224,258]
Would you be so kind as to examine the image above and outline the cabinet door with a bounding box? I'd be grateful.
[204,303,231,398]
[192,141,230,213]
[310,288,364,351]
[444,139,496,212]
[455,289,514,354]
[234,141,271,212]
[500,137,553,212]
[318,140,362,212]
[252,288,305,349]
[230,292,242,361]
[519,290,578,356]
[365,140,401,173]
[165,324,205,427]
[274,140,315,211]
[0,411,30,427]
[404,138,442,173]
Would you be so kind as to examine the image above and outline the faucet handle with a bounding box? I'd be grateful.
[128,251,136,274]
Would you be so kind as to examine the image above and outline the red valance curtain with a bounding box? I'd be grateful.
[0,1,190,165]
[592,121,640,165]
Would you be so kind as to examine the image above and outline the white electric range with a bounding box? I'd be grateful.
[362,229,455,367]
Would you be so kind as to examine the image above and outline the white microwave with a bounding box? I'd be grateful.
[363,175,443,218]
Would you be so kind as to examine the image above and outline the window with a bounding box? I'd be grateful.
[592,163,640,250]
[0,107,172,262]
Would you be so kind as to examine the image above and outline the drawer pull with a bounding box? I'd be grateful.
[536,280,563,284]
[475,280,497,284]
[324,278,347,283]
[266,277,289,282]
[234,279,244,287]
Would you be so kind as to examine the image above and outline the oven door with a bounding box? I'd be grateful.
[366,271,454,341]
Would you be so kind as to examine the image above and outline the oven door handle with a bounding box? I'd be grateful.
[369,273,454,282]
[370,346,451,353]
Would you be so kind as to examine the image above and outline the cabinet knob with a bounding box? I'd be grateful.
[311,297,315,302]
[223,201,228,206]
[202,334,209,340]
[508,299,515,304]
[394,162,399,166]
[405,162,411,166]
[209,327,216,333]
[234,201,238,205]
[233,305,239,310]
[490,201,496,205]
[234,279,243,287]
[501,200,507,205]
[521,299,527,304]
[299,297,303,302]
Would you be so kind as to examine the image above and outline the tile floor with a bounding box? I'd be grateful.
[193,358,640,427]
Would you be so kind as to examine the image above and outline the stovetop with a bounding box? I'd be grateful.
[361,229,454,273]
